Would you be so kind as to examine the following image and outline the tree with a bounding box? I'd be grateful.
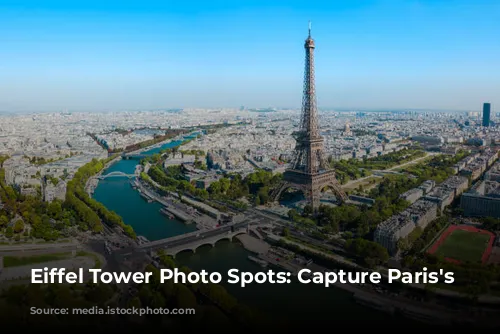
[175,284,197,309]
[288,209,299,220]
[128,296,141,308]
[13,220,24,233]
[345,238,389,267]
[157,249,176,268]
[47,201,63,220]
[0,215,8,227]
[84,283,114,305]
[150,293,166,308]
[303,205,313,216]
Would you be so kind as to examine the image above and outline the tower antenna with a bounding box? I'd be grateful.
[308,21,311,37]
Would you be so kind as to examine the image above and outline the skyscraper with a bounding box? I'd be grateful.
[483,103,491,127]
[271,23,347,211]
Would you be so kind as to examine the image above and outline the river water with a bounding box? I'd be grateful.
[93,135,428,327]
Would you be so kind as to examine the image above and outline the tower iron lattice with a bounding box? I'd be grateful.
[271,23,348,211]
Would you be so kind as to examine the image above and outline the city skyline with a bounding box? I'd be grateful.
[1,2,500,329]
[1,0,499,112]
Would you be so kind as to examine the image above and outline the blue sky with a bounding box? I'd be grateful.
[0,0,499,112]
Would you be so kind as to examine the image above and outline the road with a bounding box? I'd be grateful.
[0,241,80,255]
[0,257,95,281]
[288,230,345,253]
[245,208,349,254]
[0,247,78,257]
[247,208,289,227]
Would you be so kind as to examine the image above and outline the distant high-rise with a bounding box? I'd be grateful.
[483,103,491,127]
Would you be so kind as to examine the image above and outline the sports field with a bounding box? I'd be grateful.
[427,225,494,264]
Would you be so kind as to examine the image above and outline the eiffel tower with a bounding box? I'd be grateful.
[271,22,347,211]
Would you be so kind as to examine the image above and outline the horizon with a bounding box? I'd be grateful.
[1,0,499,112]
[0,107,484,115]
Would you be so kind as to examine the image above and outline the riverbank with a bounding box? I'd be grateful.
[122,130,202,160]
[121,132,192,156]
[276,231,500,305]
[92,138,198,241]
[134,178,219,230]
[86,131,198,198]
[85,156,123,195]
[234,233,498,327]
[134,179,194,223]
[90,133,498,328]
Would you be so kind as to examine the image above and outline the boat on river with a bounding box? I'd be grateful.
[139,191,153,203]
[248,255,268,267]
[160,208,175,219]
[137,235,150,244]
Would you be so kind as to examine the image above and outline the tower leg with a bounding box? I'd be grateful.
[310,188,321,213]
[270,181,289,203]
[328,181,348,202]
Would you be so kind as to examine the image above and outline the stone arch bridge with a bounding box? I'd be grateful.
[166,229,247,257]
[137,226,249,257]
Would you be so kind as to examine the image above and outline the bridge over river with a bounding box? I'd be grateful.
[136,220,267,256]
[94,171,136,180]
[122,154,149,160]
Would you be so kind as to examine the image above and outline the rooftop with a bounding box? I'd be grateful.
[441,175,468,188]
[426,186,454,200]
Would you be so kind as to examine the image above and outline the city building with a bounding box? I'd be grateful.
[483,103,491,127]
[44,180,67,202]
[441,175,469,197]
[424,186,454,211]
[164,155,196,167]
[418,180,436,195]
[399,188,423,204]
[195,177,219,189]
[485,163,500,182]
[423,176,468,212]
[461,180,500,218]
[411,135,443,146]
[374,199,437,254]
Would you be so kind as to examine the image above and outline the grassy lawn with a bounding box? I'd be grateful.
[435,229,490,263]
[3,252,71,268]
[343,176,382,191]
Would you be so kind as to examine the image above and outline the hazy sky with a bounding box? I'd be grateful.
[0,0,499,112]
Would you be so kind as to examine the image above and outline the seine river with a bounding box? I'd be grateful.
[93,135,428,327]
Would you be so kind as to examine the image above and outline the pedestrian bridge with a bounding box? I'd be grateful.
[96,171,136,179]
